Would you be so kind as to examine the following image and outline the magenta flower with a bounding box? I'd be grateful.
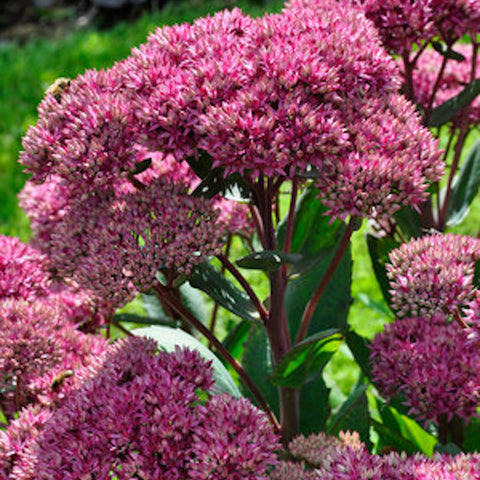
[362,0,480,55]
[387,233,480,318]
[7,337,279,480]
[0,299,108,418]
[271,431,480,479]
[0,235,51,301]
[370,313,480,425]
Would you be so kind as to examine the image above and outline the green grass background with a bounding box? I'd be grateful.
[1,0,479,403]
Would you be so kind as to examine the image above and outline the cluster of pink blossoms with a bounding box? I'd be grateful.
[0,234,105,328]
[19,2,443,311]
[407,44,480,127]
[370,312,480,425]
[370,233,480,426]
[362,0,480,55]
[0,337,279,480]
[271,431,480,479]
[387,233,480,318]
[0,299,107,419]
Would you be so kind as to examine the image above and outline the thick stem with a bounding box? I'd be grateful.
[152,281,281,433]
[255,177,299,442]
[449,416,465,447]
[296,217,356,344]
[438,413,449,445]
[217,253,268,322]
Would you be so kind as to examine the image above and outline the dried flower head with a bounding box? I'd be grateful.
[370,313,480,425]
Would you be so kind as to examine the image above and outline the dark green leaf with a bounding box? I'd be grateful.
[130,157,152,175]
[377,402,437,456]
[135,325,241,397]
[192,168,250,201]
[393,206,423,239]
[463,417,480,452]
[429,77,480,127]
[372,419,422,455]
[189,262,260,322]
[345,329,372,379]
[186,151,213,179]
[446,139,480,227]
[366,234,400,306]
[240,322,279,415]
[271,329,342,388]
[299,377,330,435]
[278,187,352,335]
[432,41,466,61]
[236,250,302,272]
[434,443,462,455]
[328,381,371,447]
[113,312,176,327]
[222,319,251,360]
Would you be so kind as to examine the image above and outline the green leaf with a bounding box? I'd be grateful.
[130,157,152,175]
[278,186,352,336]
[432,41,466,61]
[113,312,176,327]
[236,250,302,272]
[240,322,279,415]
[186,151,213,179]
[192,169,251,201]
[357,293,394,319]
[345,329,372,379]
[429,77,480,127]
[393,206,423,239]
[299,377,330,435]
[377,402,438,456]
[434,443,462,455]
[222,319,251,361]
[446,139,480,227]
[189,262,260,323]
[463,417,480,452]
[135,325,241,398]
[328,381,371,447]
[366,234,399,306]
[271,329,343,388]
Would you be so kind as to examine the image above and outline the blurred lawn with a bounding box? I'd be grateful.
[1,0,479,403]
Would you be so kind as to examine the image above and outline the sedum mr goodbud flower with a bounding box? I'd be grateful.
[1,337,280,480]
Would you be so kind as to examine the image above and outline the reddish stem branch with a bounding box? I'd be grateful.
[438,124,469,229]
[217,254,268,322]
[295,216,356,344]
[424,54,448,124]
[153,281,281,433]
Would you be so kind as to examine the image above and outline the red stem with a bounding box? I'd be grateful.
[295,217,356,344]
[153,281,281,433]
[217,253,268,323]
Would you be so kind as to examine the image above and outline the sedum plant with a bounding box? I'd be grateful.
[0,0,479,478]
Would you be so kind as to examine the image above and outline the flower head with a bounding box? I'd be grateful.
[0,299,108,417]
[362,0,480,55]
[370,313,480,425]
[10,337,279,480]
[387,233,480,318]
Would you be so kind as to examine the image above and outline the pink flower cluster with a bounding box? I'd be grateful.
[0,299,108,418]
[362,0,480,55]
[0,235,105,328]
[271,431,480,479]
[0,337,279,480]
[408,44,480,127]
[387,233,480,318]
[20,2,443,286]
[370,312,480,425]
